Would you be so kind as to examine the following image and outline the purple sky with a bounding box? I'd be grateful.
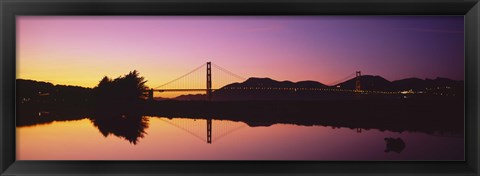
[17,16,464,88]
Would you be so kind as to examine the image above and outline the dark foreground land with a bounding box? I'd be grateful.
[17,98,464,135]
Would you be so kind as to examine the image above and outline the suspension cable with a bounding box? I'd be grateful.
[155,63,205,89]
[212,63,246,81]
[327,72,357,86]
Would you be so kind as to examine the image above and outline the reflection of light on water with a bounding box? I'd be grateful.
[38,111,50,117]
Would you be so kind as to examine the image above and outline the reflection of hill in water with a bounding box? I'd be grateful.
[17,98,464,136]
[16,105,90,127]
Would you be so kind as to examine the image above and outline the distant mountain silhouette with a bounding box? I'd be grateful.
[390,78,428,91]
[337,76,464,92]
[174,76,463,101]
[227,77,328,88]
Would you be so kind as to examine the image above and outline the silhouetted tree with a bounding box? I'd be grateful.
[93,70,148,106]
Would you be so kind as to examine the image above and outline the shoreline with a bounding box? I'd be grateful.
[16,98,464,135]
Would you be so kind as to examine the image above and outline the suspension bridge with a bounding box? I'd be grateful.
[145,61,400,100]
[146,62,246,101]
[141,62,403,144]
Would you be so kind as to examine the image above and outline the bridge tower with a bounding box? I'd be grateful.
[207,119,212,143]
[206,62,213,143]
[206,62,212,101]
[148,88,154,101]
[355,71,361,91]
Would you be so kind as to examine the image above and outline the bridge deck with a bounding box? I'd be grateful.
[151,89,219,92]
[147,88,401,94]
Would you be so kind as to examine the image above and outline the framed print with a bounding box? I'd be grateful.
[1,0,479,175]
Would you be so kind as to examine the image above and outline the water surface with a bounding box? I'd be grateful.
[16,116,463,160]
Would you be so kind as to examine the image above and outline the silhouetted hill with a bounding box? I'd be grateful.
[337,76,463,92]
[337,75,392,91]
[425,77,464,87]
[391,77,461,91]
[296,80,327,88]
[17,79,92,104]
[228,77,327,88]
[16,79,93,122]
[391,78,427,91]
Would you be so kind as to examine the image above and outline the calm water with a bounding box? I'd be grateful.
[16,116,464,160]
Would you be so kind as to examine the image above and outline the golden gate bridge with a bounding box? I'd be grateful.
[142,62,401,144]
[145,61,400,101]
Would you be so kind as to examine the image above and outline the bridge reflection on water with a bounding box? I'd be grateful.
[158,118,247,144]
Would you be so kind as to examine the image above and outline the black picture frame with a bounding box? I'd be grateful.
[1,0,479,175]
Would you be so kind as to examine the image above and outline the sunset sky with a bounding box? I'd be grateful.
[17,16,464,91]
